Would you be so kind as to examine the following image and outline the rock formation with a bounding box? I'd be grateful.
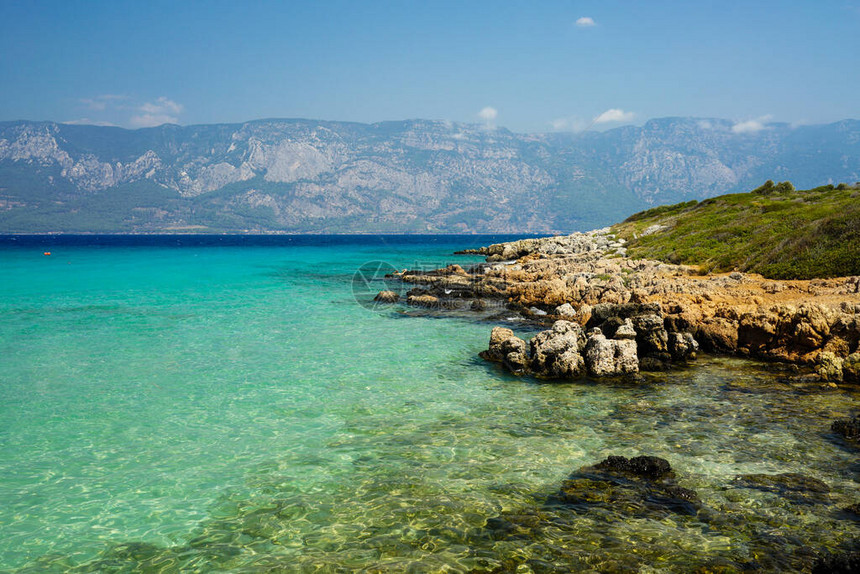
[399,229,860,382]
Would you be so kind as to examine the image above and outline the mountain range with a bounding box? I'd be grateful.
[1,117,858,233]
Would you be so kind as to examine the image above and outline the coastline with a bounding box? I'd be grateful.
[391,229,860,384]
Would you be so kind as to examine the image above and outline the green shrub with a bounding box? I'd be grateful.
[613,181,859,280]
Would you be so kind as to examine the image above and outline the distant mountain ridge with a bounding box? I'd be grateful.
[1,117,858,233]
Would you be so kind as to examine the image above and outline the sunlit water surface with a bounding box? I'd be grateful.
[0,236,858,573]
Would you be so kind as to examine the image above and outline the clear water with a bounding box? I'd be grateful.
[0,236,858,573]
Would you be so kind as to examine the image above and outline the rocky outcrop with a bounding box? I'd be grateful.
[583,329,639,376]
[406,294,440,308]
[478,327,530,375]
[402,229,860,383]
[482,319,652,379]
[528,321,586,378]
[457,228,627,262]
[373,290,399,303]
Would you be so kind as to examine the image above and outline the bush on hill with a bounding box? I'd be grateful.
[613,181,860,280]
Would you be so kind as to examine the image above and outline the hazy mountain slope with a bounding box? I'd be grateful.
[0,117,857,233]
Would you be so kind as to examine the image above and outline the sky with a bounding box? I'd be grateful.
[1,0,858,133]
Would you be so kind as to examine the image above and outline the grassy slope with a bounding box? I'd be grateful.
[611,184,860,280]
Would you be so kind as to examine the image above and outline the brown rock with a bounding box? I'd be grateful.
[843,353,860,384]
[373,290,400,303]
[407,294,440,308]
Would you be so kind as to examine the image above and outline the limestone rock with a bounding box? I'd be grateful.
[584,330,639,376]
[843,353,860,384]
[816,351,844,382]
[555,303,577,318]
[590,302,662,325]
[615,318,637,340]
[481,327,516,361]
[695,317,739,352]
[480,327,530,375]
[669,332,699,361]
[632,314,669,355]
[373,290,399,303]
[529,321,586,378]
[407,294,440,308]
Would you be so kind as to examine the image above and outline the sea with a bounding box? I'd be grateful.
[1,234,858,573]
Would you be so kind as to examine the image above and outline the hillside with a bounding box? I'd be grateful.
[1,117,859,233]
[613,182,860,279]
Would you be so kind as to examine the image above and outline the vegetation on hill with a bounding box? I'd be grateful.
[612,181,860,279]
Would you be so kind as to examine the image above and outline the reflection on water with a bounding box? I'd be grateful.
[10,357,860,573]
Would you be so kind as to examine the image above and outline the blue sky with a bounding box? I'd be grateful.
[1,0,858,132]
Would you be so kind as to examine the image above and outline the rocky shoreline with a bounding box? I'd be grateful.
[385,229,860,384]
[370,231,860,571]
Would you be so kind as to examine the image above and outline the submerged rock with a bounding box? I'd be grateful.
[812,552,860,574]
[593,455,673,479]
[556,455,699,518]
[832,416,860,441]
[842,503,860,516]
[733,473,830,504]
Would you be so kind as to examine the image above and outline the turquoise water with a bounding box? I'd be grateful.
[1,236,858,572]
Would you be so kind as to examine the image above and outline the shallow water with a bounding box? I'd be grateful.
[1,236,858,572]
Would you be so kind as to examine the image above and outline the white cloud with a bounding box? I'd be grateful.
[129,114,179,128]
[130,97,184,127]
[549,116,591,132]
[62,118,118,127]
[593,108,635,124]
[731,114,773,134]
[478,106,498,121]
[140,96,183,116]
[549,117,570,131]
[576,16,596,27]
[80,94,129,111]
